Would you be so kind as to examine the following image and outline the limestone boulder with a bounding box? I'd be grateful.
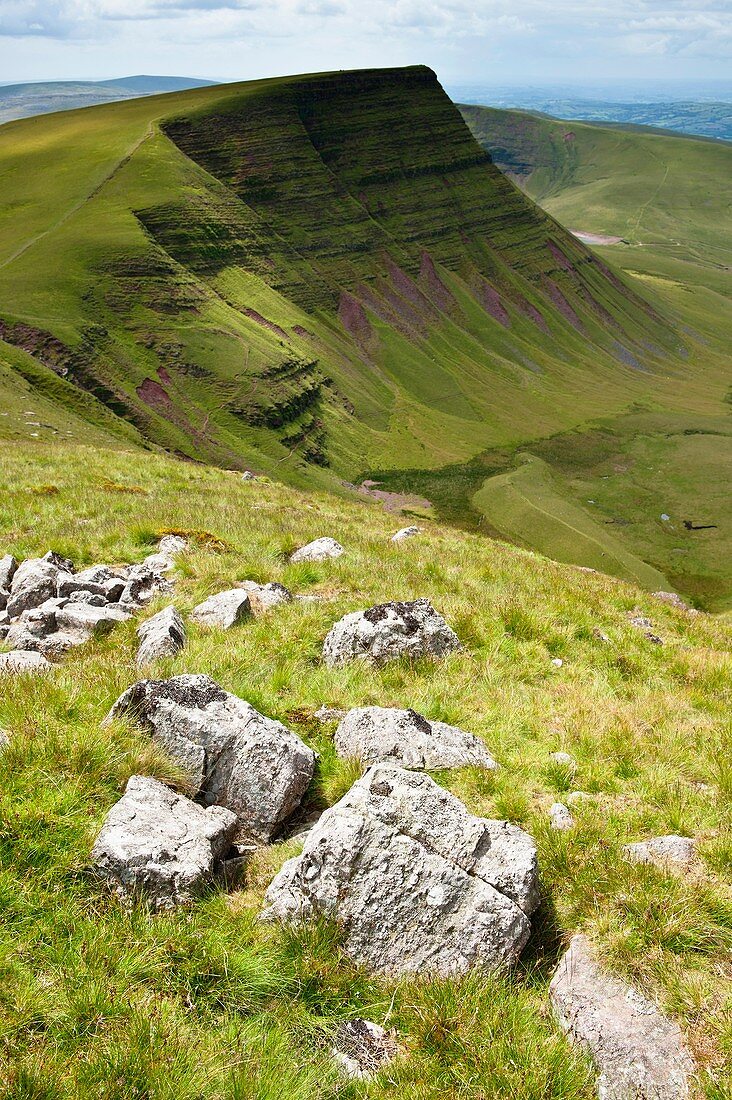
[290,537,344,563]
[92,775,237,909]
[190,590,251,629]
[335,706,498,771]
[323,599,461,668]
[136,606,186,667]
[107,674,316,841]
[550,934,695,1099]
[262,764,539,975]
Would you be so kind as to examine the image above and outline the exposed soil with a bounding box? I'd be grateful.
[571,230,625,246]
[344,478,433,515]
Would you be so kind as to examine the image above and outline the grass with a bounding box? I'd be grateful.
[0,441,730,1096]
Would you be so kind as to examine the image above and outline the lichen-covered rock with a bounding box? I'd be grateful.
[550,934,695,1099]
[58,565,124,599]
[391,526,421,542]
[6,557,67,618]
[0,555,17,591]
[118,564,171,608]
[0,650,53,676]
[549,803,574,831]
[332,1019,400,1080]
[262,764,538,975]
[92,775,237,910]
[323,599,461,668]
[190,589,251,629]
[290,537,344,563]
[136,606,186,667]
[624,835,698,872]
[236,580,292,616]
[107,674,316,841]
[55,602,131,640]
[335,706,498,771]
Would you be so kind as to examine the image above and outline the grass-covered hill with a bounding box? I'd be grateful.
[0,66,685,489]
[1,440,730,1097]
[0,76,216,125]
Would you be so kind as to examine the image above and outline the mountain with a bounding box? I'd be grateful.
[0,75,216,124]
[0,66,728,607]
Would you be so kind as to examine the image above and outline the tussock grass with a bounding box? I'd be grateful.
[0,442,730,1097]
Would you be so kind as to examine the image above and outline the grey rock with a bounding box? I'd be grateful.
[136,606,186,667]
[624,835,698,873]
[59,565,120,599]
[190,589,251,629]
[236,580,292,616]
[42,550,74,573]
[0,554,17,591]
[549,803,574,831]
[550,934,695,1099]
[107,674,316,842]
[262,764,539,975]
[56,602,131,641]
[7,557,64,618]
[92,775,237,910]
[391,526,421,542]
[290,537,344,563]
[323,599,461,668]
[652,591,690,612]
[333,1019,400,1080]
[118,564,171,608]
[550,751,577,772]
[0,587,8,612]
[241,470,256,481]
[335,706,498,771]
[67,590,106,606]
[0,650,53,676]
[314,705,347,723]
[0,728,10,750]
[158,534,188,557]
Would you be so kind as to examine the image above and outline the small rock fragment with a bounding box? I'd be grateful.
[335,706,498,771]
[290,537,344,563]
[92,775,237,909]
[549,802,574,831]
[323,598,461,668]
[190,589,251,629]
[550,751,577,772]
[566,791,590,807]
[136,606,186,667]
[624,835,698,873]
[550,934,695,1099]
[332,1019,400,1080]
[652,591,689,611]
[391,526,421,542]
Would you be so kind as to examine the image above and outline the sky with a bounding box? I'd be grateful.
[0,0,731,87]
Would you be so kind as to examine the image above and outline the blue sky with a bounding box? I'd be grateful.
[1,1,730,86]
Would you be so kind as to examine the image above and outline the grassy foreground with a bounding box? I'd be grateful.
[1,442,731,1098]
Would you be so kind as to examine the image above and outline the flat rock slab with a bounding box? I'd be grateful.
[550,935,695,1099]
[624,835,698,872]
[92,775,237,909]
[0,650,53,675]
[290,537,344,563]
[323,598,461,668]
[107,674,316,842]
[190,590,251,629]
[335,706,498,771]
[136,606,186,667]
[262,763,538,976]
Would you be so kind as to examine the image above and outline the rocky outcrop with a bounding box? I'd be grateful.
[107,674,316,841]
[335,706,498,770]
[92,775,237,909]
[290,537,344,563]
[190,589,251,629]
[550,934,695,1099]
[262,764,539,975]
[323,599,461,667]
[136,606,186,667]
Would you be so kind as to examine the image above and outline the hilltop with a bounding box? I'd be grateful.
[0,440,730,1096]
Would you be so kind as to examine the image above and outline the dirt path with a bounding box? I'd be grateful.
[0,122,154,271]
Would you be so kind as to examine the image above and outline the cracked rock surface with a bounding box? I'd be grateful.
[323,599,461,667]
[262,764,538,975]
[335,706,498,770]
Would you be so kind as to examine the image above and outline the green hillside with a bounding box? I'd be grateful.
[0,441,730,1097]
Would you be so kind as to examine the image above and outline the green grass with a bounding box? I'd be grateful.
[0,441,730,1096]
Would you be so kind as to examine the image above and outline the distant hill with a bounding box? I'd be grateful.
[0,76,216,124]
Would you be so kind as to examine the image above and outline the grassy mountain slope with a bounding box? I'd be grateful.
[0,76,216,125]
[444,106,732,611]
[1,440,730,1097]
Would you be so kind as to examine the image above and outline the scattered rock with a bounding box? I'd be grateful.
[241,470,256,481]
[629,613,653,630]
[624,835,698,873]
[236,580,292,615]
[107,674,316,841]
[290,537,344,563]
[262,763,539,975]
[332,1019,400,1080]
[6,556,68,618]
[550,934,695,1099]
[323,599,461,668]
[0,650,53,676]
[551,657,564,668]
[0,554,17,591]
[56,602,131,641]
[118,564,171,608]
[335,706,498,771]
[566,791,590,807]
[68,590,106,606]
[190,589,251,630]
[158,534,188,557]
[652,591,689,611]
[58,565,124,599]
[314,705,347,723]
[549,802,574,831]
[0,728,10,750]
[136,606,186,667]
[92,775,237,910]
[593,628,611,644]
[391,526,421,542]
[550,751,577,772]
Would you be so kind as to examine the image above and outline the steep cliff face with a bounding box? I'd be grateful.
[0,67,681,482]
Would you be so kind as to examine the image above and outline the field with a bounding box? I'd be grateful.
[1,441,731,1097]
